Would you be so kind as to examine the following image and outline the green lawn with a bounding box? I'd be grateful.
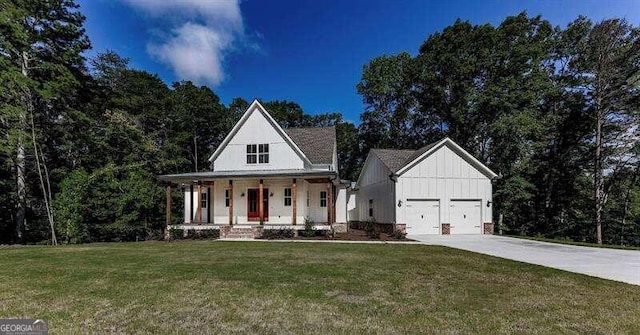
[1,241,639,334]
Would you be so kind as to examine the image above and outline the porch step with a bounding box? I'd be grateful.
[221,227,258,239]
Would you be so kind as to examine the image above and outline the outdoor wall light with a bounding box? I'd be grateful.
[486,200,492,207]
[241,192,245,197]
[270,192,274,197]
[397,200,402,207]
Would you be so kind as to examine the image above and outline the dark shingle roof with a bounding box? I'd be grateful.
[371,141,440,173]
[285,126,335,165]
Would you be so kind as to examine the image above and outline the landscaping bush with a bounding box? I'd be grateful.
[365,218,380,239]
[194,229,220,240]
[391,229,406,240]
[303,216,315,237]
[260,229,295,239]
[168,227,184,240]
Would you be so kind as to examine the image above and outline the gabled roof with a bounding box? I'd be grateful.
[368,138,498,179]
[208,100,312,165]
[285,126,336,165]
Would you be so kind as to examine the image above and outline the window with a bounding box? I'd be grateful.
[284,188,292,206]
[246,144,257,164]
[258,144,269,163]
[368,199,374,217]
[247,143,269,164]
[307,191,310,207]
[225,189,230,207]
[320,191,327,207]
[201,191,207,209]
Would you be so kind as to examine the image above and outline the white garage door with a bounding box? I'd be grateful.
[450,200,482,234]
[405,199,440,234]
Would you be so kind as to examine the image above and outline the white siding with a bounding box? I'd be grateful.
[356,155,396,223]
[347,192,357,222]
[213,109,305,171]
[335,186,347,223]
[395,144,493,227]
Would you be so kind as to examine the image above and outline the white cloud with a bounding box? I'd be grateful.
[122,0,245,86]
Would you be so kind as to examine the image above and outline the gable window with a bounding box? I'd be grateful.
[201,192,207,209]
[320,191,327,207]
[225,189,230,207]
[246,144,269,164]
[284,188,292,206]
[258,144,269,163]
[368,199,374,217]
[246,144,257,164]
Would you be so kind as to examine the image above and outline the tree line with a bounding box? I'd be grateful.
[1,2,638,245]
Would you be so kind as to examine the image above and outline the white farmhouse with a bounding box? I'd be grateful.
[160,100,349,238]
[354,138,498,235]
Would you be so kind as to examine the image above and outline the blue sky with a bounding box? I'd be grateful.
[79,0,639,122]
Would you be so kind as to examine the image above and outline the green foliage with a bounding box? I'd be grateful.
[168,227,185,240]
[365,218,379,239]
[54,169,90,244]
[260,229,295,239]
[303,216,315,237]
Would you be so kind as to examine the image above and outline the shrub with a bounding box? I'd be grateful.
[168,227,184,240]
[196,229,220,239]
[303,216,315,237]
[365,218,380,239]
[260,229,295,239]
[391,229,406,240]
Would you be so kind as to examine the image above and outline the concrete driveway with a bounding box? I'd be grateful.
[409,234,640,286]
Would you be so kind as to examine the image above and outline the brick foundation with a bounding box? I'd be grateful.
[441,223,451,235]
[483,222,494,235]
[394,224,407,235]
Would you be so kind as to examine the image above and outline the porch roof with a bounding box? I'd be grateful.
[158,169,337,182]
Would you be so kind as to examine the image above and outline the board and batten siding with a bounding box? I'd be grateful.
[213,109,305,171]
[355,154,396,223]
[395,144,493,225]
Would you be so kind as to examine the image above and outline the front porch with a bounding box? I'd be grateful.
[161,170,342,239]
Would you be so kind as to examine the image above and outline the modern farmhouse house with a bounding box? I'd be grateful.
[354,138,498,235]
[160,100,349,238]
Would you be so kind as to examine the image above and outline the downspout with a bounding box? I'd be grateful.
[389,174,398,224]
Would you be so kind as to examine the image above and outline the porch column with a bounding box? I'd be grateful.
[292,178,297,225]
[190,184,194,223]
[207,182,212,224]
[327,182,333,225]
[259,179,264,224]
[196,183,203,224]
[165,183,172,226]
[228,180,233,225]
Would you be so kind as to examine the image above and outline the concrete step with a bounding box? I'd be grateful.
[221,227,258,239]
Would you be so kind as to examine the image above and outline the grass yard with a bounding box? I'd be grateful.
[1,241,639,334]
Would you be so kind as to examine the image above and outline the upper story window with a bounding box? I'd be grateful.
[246,144,269,164]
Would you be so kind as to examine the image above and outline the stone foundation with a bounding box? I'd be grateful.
[441,223,451,235]
[483,222,494,235]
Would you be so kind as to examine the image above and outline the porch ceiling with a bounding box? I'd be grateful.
[158,169,337,183]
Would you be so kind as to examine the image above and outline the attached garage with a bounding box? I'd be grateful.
[449,200,482,234]
[355,137,497,235]
[405,199,440,235]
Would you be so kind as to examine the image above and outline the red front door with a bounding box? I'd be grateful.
[247,188,268,221]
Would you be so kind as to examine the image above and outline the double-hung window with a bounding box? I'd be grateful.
[368,199,374,217]
[246,144,257,164]
[201,192,207,208]
[225,189,230,207]
[284,188,292,206]
[258,144,269,163]
[320,191,327,207]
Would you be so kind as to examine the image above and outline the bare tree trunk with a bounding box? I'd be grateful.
[594,104,604,245]
[15,131,26,244]
[193,135,198,172]
[30,114,57,245]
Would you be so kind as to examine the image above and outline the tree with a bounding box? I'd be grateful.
[0,0,91,244]
[565,18,640,244]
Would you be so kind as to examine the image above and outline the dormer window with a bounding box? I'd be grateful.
[247,144,269,164]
